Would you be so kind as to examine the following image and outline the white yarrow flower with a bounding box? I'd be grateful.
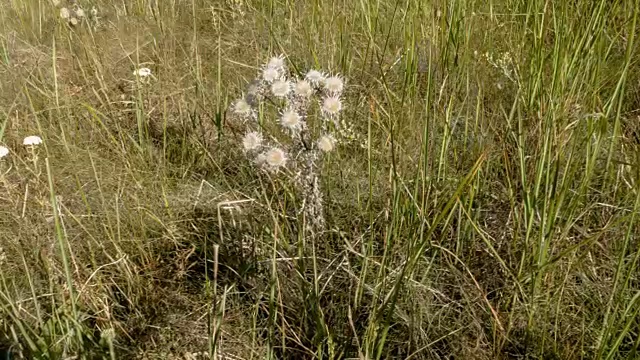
[305,69,325,85]
[242,132,263,151]
[271,79,291,98]
[262,67,280,82]
[280,109,302,131]
[23,136,43,146]
[324,75,344,93]
[317,135,335,152]
[133,67,152,78]
[294,80,314,98]
[233,98,253,118]
[322,95,342,116]
[0,146,9,159]
[267,55,285,70]
[264,148,287,169]
[76,8,85,17]
[60,7,70,19]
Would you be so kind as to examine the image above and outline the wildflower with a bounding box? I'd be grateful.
[133,67,152,78]
[242,131,262,151]
[233,98,253,118]
[23,136,43,146]
[323,75,344,94]
[317,135,335,152]
[271,79,291,98]
[60,7,70,19]
[76,8,85,17]
[294,80,314,98]
[267,55,285,70]
[69,17,79,26]
[262,67,279,82]
[322,95,342,116]
[0,146,9,159]
[52,0,60,6]
[264,147,287,169]
[280,109,302,131]
[305,69,325,85]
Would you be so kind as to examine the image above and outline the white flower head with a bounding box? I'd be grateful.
[242,131,263,151]
[324,75,344,94]
[69,17,79,26]
[262,67,280,82]
[267,55,286,71]
[23,136,43,146]
[133,67,152,78]
[280,109,303,131]
[271,79,291,98]
[294,79,314,98]
[60,7,70,19]
[76,8,85,17]
[322,95,342,116]
[233,97,254,118]
[317,135,335,152]
[305,69,325,85]
[264,147,287,169]
[0,146,9,159]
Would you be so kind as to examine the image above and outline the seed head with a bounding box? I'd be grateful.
[322,95,342,116]
[242,132,263,151]
[294,80,314,98]
[305,70,325,85]
[60,7,70,19]
[317,135,335,152]
[0,146,9,159]
[262,67,280,82]
[271,79,291,98]
[264,148,287,169]
[233,98,253,118]
[76,8,85,17]
[280,109,302,131]
[267,55,285,71]
[323,75,344,94]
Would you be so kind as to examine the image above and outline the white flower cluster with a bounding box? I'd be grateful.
[53,0,98,27]
[231,55,346,172]
[0,136,44,160]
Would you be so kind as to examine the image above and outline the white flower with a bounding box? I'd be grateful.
[324,75,344,93]
[280,109,302,131]
[233,98,253,118]
[133,67,152,78]
[305,70,325,85]
[23,136,43,146]
[60,7,70,19]
[271,79,291,98]
[76,8,85,17]
[69,17,78,25]
[322,95,342,116]
[0,146,9,159]
[262,67,279,82]
[267,55,285,70]
[242,132,262,151]
[294,80,314,98]
[264,148,287,169]
[317,135,335,152]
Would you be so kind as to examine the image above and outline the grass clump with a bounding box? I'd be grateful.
[1,0,640,359]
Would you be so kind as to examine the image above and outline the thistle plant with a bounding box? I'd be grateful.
[230,56,347,235]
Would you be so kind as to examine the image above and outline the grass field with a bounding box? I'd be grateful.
[1,0,640,359]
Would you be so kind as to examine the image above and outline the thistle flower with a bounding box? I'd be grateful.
[294,80,314,98]
[264,147,287,169]
[280,109,303,131]
[262,67,280,82]
[133,67,152,78]
[322,95,342,116]
[233,98,253,118]
[23,136,43,146]
[267,55,285,71]
[242,131,263,151]
[271,79,291,98]
[317,135,335,152]
[323,75,344,94]
[60,7,70,19]
[305,70,325,85]
[76,8,85,17]
[0,146,9,159]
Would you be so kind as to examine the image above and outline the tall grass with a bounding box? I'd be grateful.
[1,0,639,358]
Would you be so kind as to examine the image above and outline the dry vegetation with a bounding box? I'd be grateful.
[1,0,640,359]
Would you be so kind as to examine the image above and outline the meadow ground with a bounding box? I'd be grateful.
[1,0,640,359]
